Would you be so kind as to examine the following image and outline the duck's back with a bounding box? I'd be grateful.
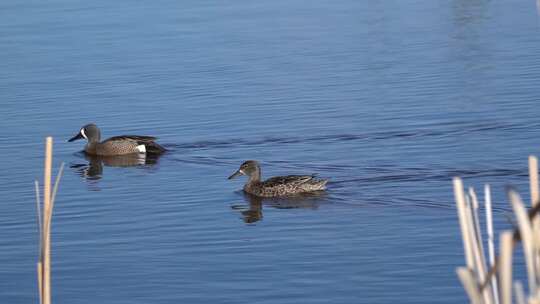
[245,175,327,197]
[92,135,165,156]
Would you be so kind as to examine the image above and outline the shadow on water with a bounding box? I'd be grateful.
[70,152,163,184]
[231,192,327,224]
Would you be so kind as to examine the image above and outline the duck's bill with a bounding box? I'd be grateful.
[228,170,244,180]
[68,132,84,142]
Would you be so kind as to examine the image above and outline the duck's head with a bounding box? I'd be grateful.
[68,123,100,143]
[228,160,260,180]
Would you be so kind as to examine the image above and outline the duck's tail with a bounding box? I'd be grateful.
[145,141,167,154]
[303,178,328,191]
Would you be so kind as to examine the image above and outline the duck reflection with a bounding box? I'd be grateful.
[70,152,162,181]
[231,192,327,224]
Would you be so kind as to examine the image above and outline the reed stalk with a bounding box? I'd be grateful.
[34,181,43,304]
[42,137,52,304]
[469,187,493,303]
[514,282,526,304]
[529,156,540,285]
[509,190,537,293]
[35,137,64,304]
[499,231,513,304]
[530,156,539,208]
[454,178,475,268]
[457,267,483,304]
[485,184,499,304]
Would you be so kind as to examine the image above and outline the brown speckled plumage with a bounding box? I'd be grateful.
[69,124,166,156]
[228,160,328,197]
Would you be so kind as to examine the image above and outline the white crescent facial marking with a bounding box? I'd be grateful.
[239,169,245,175]
[136,144,146,153]
[80,128,87,139]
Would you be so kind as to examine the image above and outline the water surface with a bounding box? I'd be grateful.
[2,0,540,303]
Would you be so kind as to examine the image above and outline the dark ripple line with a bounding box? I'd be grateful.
[331,168,526,185]
[168,155,233,166]
[165,121,537,151]
[325,194,512,214]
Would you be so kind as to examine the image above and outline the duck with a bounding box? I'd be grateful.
[68,123,166,156]
[228,160,328,197]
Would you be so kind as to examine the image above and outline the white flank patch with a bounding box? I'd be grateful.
[136,144,146,153]
[80,128,87,139]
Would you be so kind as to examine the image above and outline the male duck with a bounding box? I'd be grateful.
[68,123,166,156]
[228,160,328,197]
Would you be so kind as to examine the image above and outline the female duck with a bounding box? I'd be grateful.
[68,123,166,156]
[228,160,328,197]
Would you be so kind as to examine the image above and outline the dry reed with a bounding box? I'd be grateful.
[454,156,540,304]
[35,137,64,304]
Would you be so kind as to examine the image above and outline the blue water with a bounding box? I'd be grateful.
[2,0,540,303]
